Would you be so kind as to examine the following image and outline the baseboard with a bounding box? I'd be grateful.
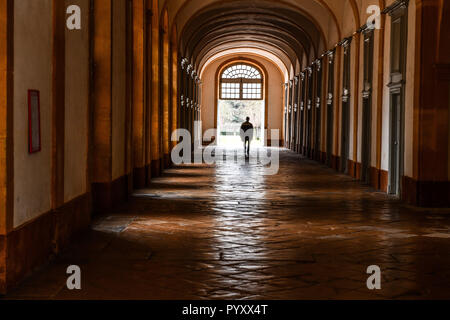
[91,174,130,213]
[331,155,340,170]
[294,152,449,207]
[163,153,170,169]
[402,176,450,207]
[266,139,283,147]
[319,151,326,163]
[348,160,356,178]
[0,193,91,294]
[355,162,362,180]
[53,193,91,252]
[151,159,161,178]
[133,166,146,189]
[370,167,380,189]
[318,154,390,193]
[380,170,389,192]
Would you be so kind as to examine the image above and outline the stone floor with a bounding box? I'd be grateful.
[6,149,450,299]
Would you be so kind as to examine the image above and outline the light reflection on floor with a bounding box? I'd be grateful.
[5,149,450,300]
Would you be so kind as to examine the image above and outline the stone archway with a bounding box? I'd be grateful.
[214,58,269,147]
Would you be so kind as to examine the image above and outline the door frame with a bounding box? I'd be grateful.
[361,28,374,183]
[340,39,352,173]
[385,1,409,196]
[326,51,335,166]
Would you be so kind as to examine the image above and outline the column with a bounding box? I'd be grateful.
[132,0,146,188]
[91,0,114,211]
[150,0,160,177]
[0,0,13,294]
[283,83,288,147]
[406,0,450,206]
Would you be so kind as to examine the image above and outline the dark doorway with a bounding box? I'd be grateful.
[388,93,403,195]
[306,67,313,157]
[293,76,299,152]
[340,100,350,173]
[340,40,351,173]
[361,29,374,184]
[386,3,408,196]
[361,98,372,183]
[284,83,288,146]
[288,80,293,149]
[326,51,335,166]
[299,72,306,154]
[314,61,322,160]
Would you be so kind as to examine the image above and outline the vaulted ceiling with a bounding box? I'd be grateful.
[179,0,323,70]
[164,0,385,75]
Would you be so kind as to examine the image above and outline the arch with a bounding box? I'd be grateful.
[195,38,297,69]
[171,0,341,48]
[214,57,272,132]
[219,63,263,100]
[315,0,342,40]
[175,0,334,66]
[347,0,360,30]
[221,63,262,80]
[186,25,310,66]
[199,46,290,81]
[181,10,317,59]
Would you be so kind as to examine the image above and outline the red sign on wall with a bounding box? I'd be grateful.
[28,89,41,154]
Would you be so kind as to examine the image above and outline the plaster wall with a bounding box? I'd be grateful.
[13,0,53,228]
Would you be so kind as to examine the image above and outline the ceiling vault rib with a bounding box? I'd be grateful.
[179,4,326,73]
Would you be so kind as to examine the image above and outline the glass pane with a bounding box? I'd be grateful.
[222,64,262,79]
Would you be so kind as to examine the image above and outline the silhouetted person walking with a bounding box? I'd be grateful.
[240,117,254,157]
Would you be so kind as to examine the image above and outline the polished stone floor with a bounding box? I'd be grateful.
[6,149,450,299]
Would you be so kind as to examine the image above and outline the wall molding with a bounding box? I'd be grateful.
[402,176,450,207]
[383,0,410,16]
[91,173,130,214]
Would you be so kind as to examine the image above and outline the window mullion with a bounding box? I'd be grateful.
[220,64,263,100]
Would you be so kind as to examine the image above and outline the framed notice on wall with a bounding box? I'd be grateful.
[28,89,41,154]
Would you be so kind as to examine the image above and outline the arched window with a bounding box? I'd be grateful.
[220,63,263,100]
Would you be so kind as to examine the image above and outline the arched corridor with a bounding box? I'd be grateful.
[1,0,450,300]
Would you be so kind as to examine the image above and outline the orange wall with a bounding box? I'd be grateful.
[112,0,127,180]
